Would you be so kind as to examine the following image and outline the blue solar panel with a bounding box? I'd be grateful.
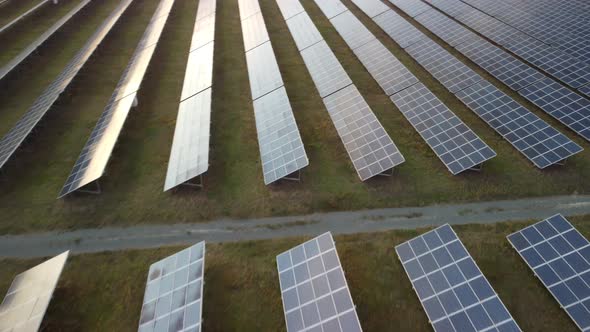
[397,224,522,332]
[508,215,590,332]
[580,85,590,98]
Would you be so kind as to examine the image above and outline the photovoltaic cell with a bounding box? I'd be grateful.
[276,232,362,332]
[137,242,205,332]
[189,11,215,52]
[387,0,430,17]
[581,85,590,98]
[330,11,375,50]
[0,251,68,332]
[455,36,544,91]
[390,83,496,174]
[519,78,590,141]
[353,39,418,96]
[425,0,471,18]
[313,0,348,19]
[245,41,284,100]
[285,12,323,52]
[253,87,309,184]
[507,215,590,332]
[456,81,583,168]
[180,42,214,101]
[59,0,174,198]
[414,9,479,47]
[241,11,269,52]
[406,38,483,93]
[397,225,521,332]
[349,0,388,18]
[0,0,134,172]
[373,9,426,49]
[276,0,304,20]
[237,0,260,20]
[323,85,405,180]
[300,41,352,98]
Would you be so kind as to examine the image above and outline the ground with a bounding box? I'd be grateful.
[2,217,589,331]
[0,0,589,234]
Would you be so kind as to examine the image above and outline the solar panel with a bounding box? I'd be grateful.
[406,38,483,93]
[276,0,304,20]
[396,225,521,332]
[164,0,216,191]
[313,0,348,19]
[353,39,419,96]
[300,41,352,98]
[138,242,205,332]
[349,0,388,18]
[519,78,590,141]
[387,0,430,17]
[0,251,69,332]
[0,0,91,81]
[245,41,284,100]
[329,11,375,50]
[285,12,323,52]
[253,87,309,184]
[241,11,269,52]
[323,85,405,179]
[414,9,479,47]
[456,81,583,168]
[390,83,496,174]
[237,0,260,20]
[373,9,426,49]
[0,0,48,35]
[454,36,544,91]
[581,85,590,98]
[276,232,362,332]
[425,0,471,18]
[59,0,174,197]
[507,215,590,332]
[0,0,135,172]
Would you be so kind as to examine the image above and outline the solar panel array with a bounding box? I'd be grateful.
[58,0,175,197]
[0,0,135,172]
[238,0,309,185]
[138,242,205,332]
[313,0,495,175]
[164,0,216,191]
[277,0,405,181]
[0,0,49,35]
[0,251,69,332]
[396,225,521,332]
[276,232,362,332]
[0,0,91,81]
[388,0,590,143]
[507,215,590,332]
[350,0,583,169]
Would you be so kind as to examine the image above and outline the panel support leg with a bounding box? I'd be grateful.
[377,167,394,177]
[181,175,204,189]
[282,170,301,182]
[133,96,139,107]
[468,164,483,172]
[77,180,101,195]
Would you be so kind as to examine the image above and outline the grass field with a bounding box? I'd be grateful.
[0,0,589,234]
[2,218,589,331]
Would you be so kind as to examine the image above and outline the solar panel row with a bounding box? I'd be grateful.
[277,0,405,181]
[238,0,309,185]
[314,0,495,175]
[0,251,69,332]
[164,0,216,191]
[389,0,590,143]
[0,0,91,81]
[58,0,176,198]
[0,0,135,172]
[350,0,583,169]
[0,0,49,35]
[138,242,205,332]
[396,225,521,332]
[276,232,363,332]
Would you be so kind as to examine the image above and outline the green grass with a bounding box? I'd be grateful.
[0,0,589,234]
[3,218,590,331]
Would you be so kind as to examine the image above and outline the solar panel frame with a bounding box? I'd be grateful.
[137,242,205,332]
[284,12,323,52]
[405,38,483,93]
[507,215,590,332]
[0,251,69,332]
[456,81,583,168]
[519,78,590,142]
[390,83,496,175]
[396,225,522,332]
[373,9,426,49]
[0,0,135,172]
[253,87,309,184]
[300,41,352,98]
[352,39,419,96]
[276,232,363,332]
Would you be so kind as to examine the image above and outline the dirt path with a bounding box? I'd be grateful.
[2,194,590,258]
